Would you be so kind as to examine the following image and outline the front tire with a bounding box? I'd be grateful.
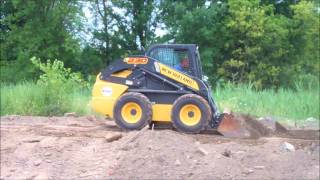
[114,92,152,130]
[171,94,211,133]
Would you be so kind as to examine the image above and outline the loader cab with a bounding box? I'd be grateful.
[146,44,203,79]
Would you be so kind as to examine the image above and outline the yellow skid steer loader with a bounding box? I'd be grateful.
[91,44,258,136]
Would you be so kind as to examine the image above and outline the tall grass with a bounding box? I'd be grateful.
[214,83,319,121]
[0,82,91,116]
[1,81,319,122]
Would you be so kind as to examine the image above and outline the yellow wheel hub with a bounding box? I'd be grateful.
[121,102,142,124]
[179,104,201,126]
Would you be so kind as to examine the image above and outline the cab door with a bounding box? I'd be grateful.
[146,45,196,77]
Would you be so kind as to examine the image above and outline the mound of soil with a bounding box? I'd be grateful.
[1,115,319,179]
[217,113,320,139]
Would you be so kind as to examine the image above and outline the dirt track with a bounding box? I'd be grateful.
[1,115,319,179]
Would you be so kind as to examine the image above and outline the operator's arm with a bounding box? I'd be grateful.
[174,64,183,71]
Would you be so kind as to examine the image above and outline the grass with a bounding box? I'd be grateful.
[214,83,319,122]
[1,82,319,123]
[0,82,91,116]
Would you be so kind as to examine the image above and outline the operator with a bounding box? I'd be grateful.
[174,57,189,72]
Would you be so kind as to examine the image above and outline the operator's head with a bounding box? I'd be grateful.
[181,57,189,68]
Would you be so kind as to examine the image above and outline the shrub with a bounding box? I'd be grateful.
[0,57,90,116]
[27,57,89,115]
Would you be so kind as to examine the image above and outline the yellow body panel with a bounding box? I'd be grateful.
[92,73,175,122]
[91,78,173,122]
[157,63,199,90]
[152,104,172,122]
[111,70,132,78]
[91,76,128,118]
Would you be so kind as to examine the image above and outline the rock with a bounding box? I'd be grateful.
[197,147,209,156]
[44,152,52,156]
[64,112,77,117]
[27,174,38,180]
[66,132,74,136]
[22,138,41,143]
[242,168,254,175]
[39,137,57,148]
[259,117,287,134]
[188,172,194,177]
[175,159,181,166]
[223,108,231,114]
[105,133,122,142]
[222,149,231,157]
[193,159,200,165]
[306,117,317,121]
[235,150,246,154]
[282,142,295,152]
[254,166,265,170]
[33,160,42,166]
[311,144,320,153]
[300,118,320,130]
[215,154,222,159]
[195,141,200,146]
[86,115,96,121]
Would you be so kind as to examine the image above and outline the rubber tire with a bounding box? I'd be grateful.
[171,94,211,133]
[114,92,152,130]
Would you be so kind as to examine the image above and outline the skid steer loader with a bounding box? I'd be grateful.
[91,44,259,136]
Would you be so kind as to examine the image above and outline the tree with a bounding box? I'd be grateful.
[89,0,159,67]
[159,0,228,82]
[90,0,114,65]
[221,0,286,88]
[1,0,83,82]
[159,0,319,88]
[288,0,320,87]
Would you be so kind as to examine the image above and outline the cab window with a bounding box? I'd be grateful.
[149,48,191,74]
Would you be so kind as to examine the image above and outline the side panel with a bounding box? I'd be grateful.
[91,76,128,118]
[157,63,199,90]
[152,104,172,122]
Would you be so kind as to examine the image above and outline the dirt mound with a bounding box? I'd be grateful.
[1,115,319,179]
[217,113,272,138]
[111,129,319,179]
[217,113,319,140]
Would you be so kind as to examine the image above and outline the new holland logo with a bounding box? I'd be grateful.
[124,57,148,64]
[158,63,199,90]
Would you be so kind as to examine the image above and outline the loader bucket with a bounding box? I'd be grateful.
[217,113,278,138]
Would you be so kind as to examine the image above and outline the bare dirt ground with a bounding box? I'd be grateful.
[1,115,319,179]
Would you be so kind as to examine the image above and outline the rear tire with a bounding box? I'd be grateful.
[114,92,152,130]
[171,94,211,133]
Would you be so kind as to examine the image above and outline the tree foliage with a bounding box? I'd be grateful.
[1,0,319,89]
[160,0,319,89]
[1,0,83,82]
